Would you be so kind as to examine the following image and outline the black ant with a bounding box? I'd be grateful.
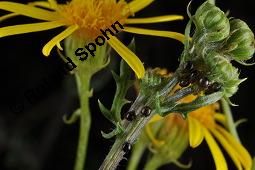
[122,142,131,153]
[125,111,136,121]
[179,61,222,94]
[124,106,152,121]
[205,82,222,95]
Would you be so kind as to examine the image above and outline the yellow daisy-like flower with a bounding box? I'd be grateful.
[0,0,185,78]
[187,95,252,170]
[147,93,252,170]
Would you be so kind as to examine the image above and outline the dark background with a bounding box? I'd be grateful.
[0,0,254,170]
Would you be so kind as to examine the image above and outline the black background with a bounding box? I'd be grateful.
[0,0,254,170]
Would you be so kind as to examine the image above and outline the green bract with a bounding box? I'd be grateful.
[221,19,255,61]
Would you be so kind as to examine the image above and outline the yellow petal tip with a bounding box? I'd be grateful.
[42,47,50,57]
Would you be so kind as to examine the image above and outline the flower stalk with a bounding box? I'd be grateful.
[74,72,92,170]
[64,35,110,170]
[221,98,241,142]
[126,135,147,170]
[143,156,163,170]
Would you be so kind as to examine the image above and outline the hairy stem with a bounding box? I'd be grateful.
[74,73,92,170]
[99,112,154,170]
[99,75,182,170]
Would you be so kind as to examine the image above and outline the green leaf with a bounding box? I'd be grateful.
[101,122,124,139]
[98,100,113,123]
[98,40,135,125]
[172,92,223,116]
[63,108,81,124]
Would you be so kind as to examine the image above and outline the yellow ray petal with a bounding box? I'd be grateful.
[188,116,204,148]
[210,128,243,170]
[0,21,65,38]
[56,42,63,51]
[123,27,185,44]
[149,114,163,124]
[214,113,227,127]
[128,0,155,13]
[216,125,252,170]
[0,13,19,22]
[126,15,184,24]
[43,25,78,56]
[107,36,145,79]
[48,0,58,9]
[203,127,228,170]
[0,1,60,21]
[28,1,53,10]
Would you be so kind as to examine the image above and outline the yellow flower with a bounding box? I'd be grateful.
[147,92,252,170]
[187,96,252,170]
[0,0,185,78]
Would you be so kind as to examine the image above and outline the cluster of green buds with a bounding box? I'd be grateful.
[98,1,255,169]
[181,1,255,98]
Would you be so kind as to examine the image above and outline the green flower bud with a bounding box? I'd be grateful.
[222,19,255,61]
[204,52,243,97]
[194,1,230,42]
[143,114,190,170]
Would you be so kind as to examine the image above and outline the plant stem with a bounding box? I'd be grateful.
[143,156,163,170]
[127,134,147,170]
[252,157,255,170]
[99,76,180,170]
[221,98,240,142]
[74,73,92,170]
[99,112,154,170]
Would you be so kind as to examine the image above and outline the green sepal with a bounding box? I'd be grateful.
[235,60,255,66]
[101,122,124,139]
[223,96,239,107]
[172,92,223,115]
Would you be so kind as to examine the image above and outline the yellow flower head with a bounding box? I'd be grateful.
[57,0,129,40]
[146,76,252,170]
[0,0,185,78]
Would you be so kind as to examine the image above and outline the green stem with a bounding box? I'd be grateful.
[74,73,92,170]
[99,112,154,170]
[221,98,240,142]
[99,76,180,170]
[127,134,147,170]
[143,156,163,170]
[252,157,255,170]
